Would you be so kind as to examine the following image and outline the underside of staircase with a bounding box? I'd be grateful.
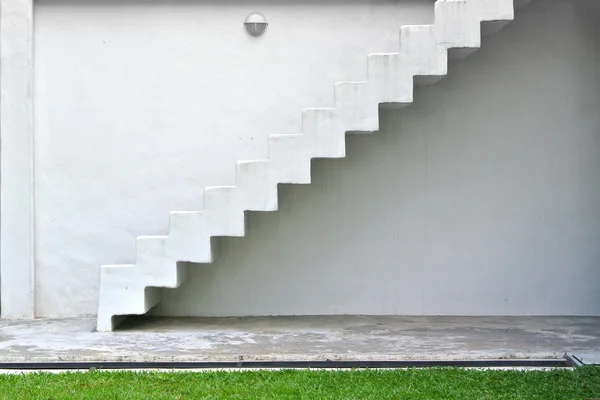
[97,0,523,331]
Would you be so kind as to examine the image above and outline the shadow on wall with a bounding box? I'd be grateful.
[156,0,600,318]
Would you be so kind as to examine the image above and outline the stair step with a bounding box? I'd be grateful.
[477,0,515,21]
[302,108,346,158]
[236,160,279,211]
[136,236,181,288]
[366,53,413,107]
[334,82,379,133]
[98,264,161,316]
[269,134,312,184]
[434,0,481,50]
[400,25,448,81]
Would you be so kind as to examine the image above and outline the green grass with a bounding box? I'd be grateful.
[0,367,599,400]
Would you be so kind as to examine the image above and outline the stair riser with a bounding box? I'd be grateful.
[401,26,448,78]
[367,54,414,106]
[269,135,312,184]
[236,161,279,211]
[302,109,346,159]
[335,82,379,133]
[435,1,482,49]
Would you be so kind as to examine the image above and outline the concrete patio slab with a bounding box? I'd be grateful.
[0,316,599,363]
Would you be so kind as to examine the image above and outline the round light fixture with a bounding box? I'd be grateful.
[244,13,268,36]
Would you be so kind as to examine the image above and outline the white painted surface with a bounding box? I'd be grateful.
[93,0,514,330]
[33,0,600,318]
[34,0,432,318]
[1,0,36,319]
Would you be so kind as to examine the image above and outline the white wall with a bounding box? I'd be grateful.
[34,0,600,318]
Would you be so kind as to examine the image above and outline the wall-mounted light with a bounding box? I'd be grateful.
[244,13,268,37]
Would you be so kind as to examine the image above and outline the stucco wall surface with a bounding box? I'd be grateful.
[34,0,600,317]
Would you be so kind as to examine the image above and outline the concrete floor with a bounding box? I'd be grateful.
[0,316,599,364]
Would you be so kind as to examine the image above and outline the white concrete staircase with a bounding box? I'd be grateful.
[97,0,520,331]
